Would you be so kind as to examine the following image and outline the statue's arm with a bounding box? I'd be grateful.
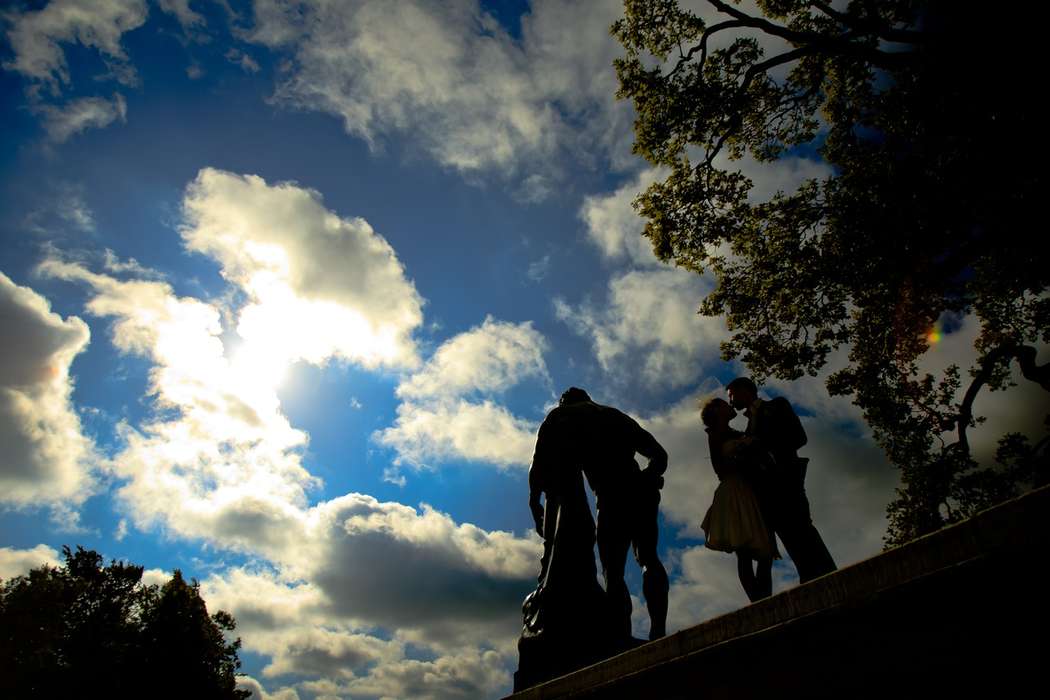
[634,420,668,487]
[528,463,544,537]
[528,420,552,536]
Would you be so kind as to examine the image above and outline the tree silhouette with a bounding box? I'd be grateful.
[613,0,1049,544]
[0,546,250,699]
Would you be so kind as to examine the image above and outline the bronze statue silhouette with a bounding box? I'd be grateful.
[515,388,669,690]
[700,397,779,602]
[726,377,837,583]
[515,388,612,690]
[563,388,669,642]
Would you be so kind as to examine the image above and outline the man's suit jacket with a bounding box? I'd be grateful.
[745,397,808,483]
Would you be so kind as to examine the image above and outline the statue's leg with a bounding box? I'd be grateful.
[637,548,668,639]
[597,507,632,639]
[634,499,668,640]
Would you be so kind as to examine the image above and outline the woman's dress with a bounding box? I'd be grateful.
[701,429,780,560]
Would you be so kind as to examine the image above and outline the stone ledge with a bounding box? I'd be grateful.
[505,484,1050,698]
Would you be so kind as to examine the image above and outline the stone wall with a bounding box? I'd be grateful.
[505,485,1050,698]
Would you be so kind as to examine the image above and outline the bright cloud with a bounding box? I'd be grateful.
[0,272,94,508]
[247,0,633,183]
[40,93,127,143]
[181,168,424,370]
[0,544,61,580]
[556,268,728,390]
[396,316,548,401]
[35,236,543,696]
[199,493,541,697]
[378,398,539,471]
[377,317,549,473]
[34,244,544,698]
[2,0,148,91]
[37,258,317,555]
[310,648,512,700]
[580,167,666,267]
[237,676,300,700]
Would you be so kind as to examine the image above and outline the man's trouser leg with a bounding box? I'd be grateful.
[774,483,836,583]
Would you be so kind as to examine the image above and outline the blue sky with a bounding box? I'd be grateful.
[3,2,1044,699]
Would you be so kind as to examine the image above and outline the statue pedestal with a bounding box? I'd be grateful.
[512,583,637,692]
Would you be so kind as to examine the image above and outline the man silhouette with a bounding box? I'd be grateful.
[726,377,837,583]
[548,387,670,641]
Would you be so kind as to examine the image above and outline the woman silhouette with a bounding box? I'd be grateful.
[699,397,779,602]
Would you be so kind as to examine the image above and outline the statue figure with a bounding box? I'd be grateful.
[514,387,669,690]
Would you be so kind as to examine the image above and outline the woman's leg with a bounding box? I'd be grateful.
[736,552,757,602]
[754,556,773,600]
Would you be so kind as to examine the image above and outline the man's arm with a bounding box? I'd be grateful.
[771,397,807,451]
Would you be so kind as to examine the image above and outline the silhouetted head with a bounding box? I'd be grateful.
[726,377,758,410]
[559,387,591,406]
[700,397,734,429]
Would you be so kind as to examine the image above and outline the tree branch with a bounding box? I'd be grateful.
[704,45,814,167]
[809,1,926,44]
[668,20,748,78]
[1014,344,1050,391]
[705,0,914,70]
[956,344,1050,452]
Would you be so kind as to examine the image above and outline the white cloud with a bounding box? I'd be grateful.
[226,48,261,73]
[37,258,318,556]
[36,240,543,698]
[731,153,833,204]
[237,676,300,700]
[580,168,666,267]
[313,648,512,700]
[527,254,551,282]
[181,168,424,370]
[296,494,539,639]
[197,493,541,659]
[396,317,548,401]
[40,93,127,143]
[0,272,94,508]
[57,189,96,232]
[247,0,634,183]
[377,317,549,473]
[0,544,61,580]
[141,567,170,587]
[157,0,205,33]
[102,248,164,279]
[198,494,541,697]
[378,398,538,471]
[556,268,728,390]
[2,0,148,91]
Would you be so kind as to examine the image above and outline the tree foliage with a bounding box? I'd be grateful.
[613,0,1049,544]
[0,546,250,699]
